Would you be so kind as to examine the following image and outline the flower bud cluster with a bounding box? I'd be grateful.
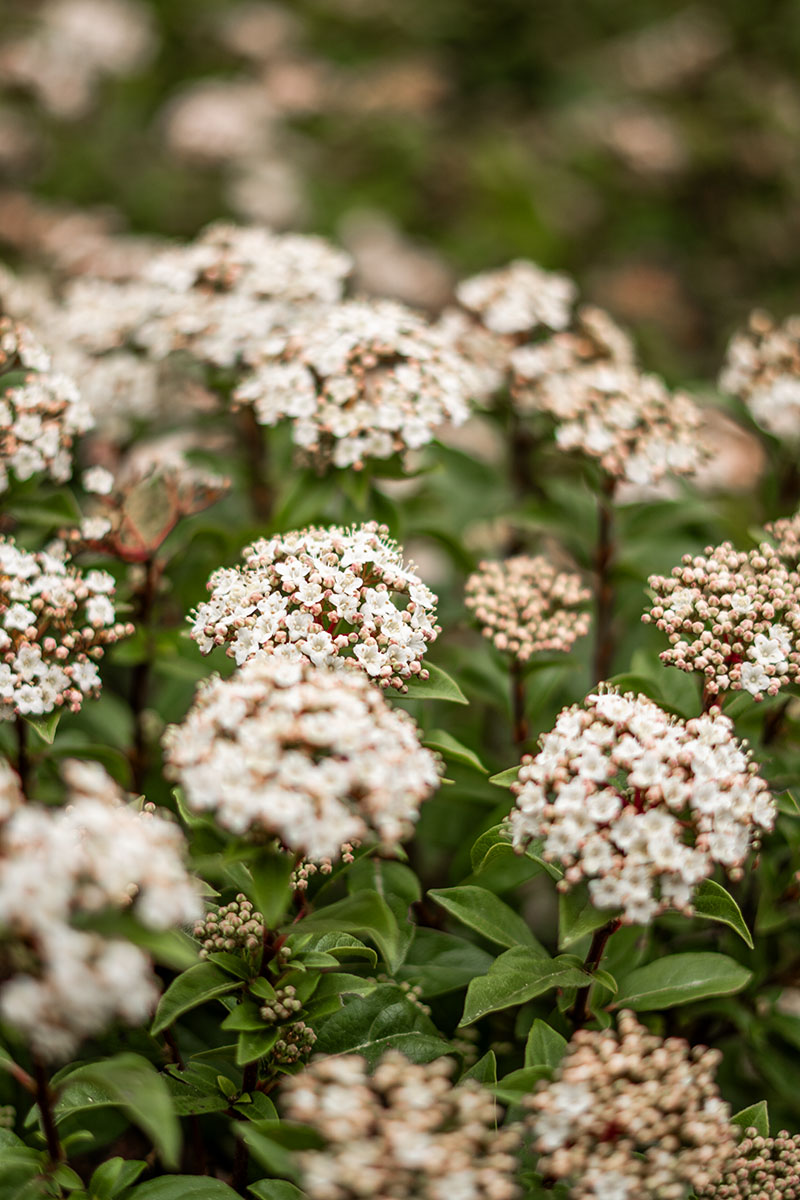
[509,688,773,924]
[194,895,264,960]
[527,1010,737,1199]
[766,510,800,568]
[367,975,431,1016]
[719,309,800,439]
[455,259,577,336]
[260,984,303,1023]
[465,555,591,662]
[292,843,355,891]
[0,536,133,719]
[510,306,705,486]
[274,1021,317,1065]
[0,760,201,1059]
[233,298,481,470]
[282,1051,520,1200]
[697,1128,800,1199]
[163,656,440,862]
[190,522,439,691]
[0,316,92,494]
[643,541,800,700]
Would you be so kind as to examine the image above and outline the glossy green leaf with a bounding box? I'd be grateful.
[132,1178,242,1199]
[489,766,518,788]
[249,1182,305,1200]
[461,1050,497,1086]
[23,709,63,745]
[558,886,617,949]
[236,1027,279,1066]
[88,1158,146,1200]
[314,983,450,1065]
[460,949,588,1025]
[400,663,468,704]
[247,851,295,927]
[396,929,494,997]
[614,953,752,1011]
[151,962,241,1035]
[525,1020,568,1070]
[692,879,754,948]
[732,1100,769,1137]
[294,891,405,971]
[423,729,487,773]
[429,885,546,952]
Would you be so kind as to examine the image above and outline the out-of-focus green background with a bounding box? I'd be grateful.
[3,0,800,381]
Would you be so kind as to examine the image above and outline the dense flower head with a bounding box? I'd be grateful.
[527,1011,737,1200]
[233,298,482,469]
[455,259,577,336]
[510,306,705,486]
[282,1051,519,1200]
[766,510,800,568]
[190,521,439,690]
[163,656,441,860]
[509,688,773,924]
[643,541,800,700]
[0,536,133,719]
[465,555,591,662]
[697,1128,800,1199]
[0,760,201,1059]
[0,316,93,493]
[719,309,800,439]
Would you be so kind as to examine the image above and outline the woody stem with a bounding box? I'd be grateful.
[569,917,621,1030]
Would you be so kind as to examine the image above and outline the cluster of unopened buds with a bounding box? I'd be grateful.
[0,536,133,719]
[194,896,265,960]
[190,521,440,691]
[282,1051,520,1200]
[509,688,774,924]
[0,760,200,1059]
[465,555,591,662]
[767,510,800,568]
[273,1021,317,1065]
[368,975,432,1016]
[644,541,800,700]
[697,1128,800,1198]
[292,844,356,891]
[0,316,92,494]
[509,305,705,487]
[233,297,481,470]
[719,309,800,439]
[163,655,440,861]
[527,1011,737,1199]
[260,984,303,1023]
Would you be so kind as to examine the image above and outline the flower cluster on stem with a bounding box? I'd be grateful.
[719,309,800,439]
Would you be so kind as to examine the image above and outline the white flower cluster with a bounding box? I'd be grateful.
[465,555,591,662]
[0,537,133,719]
[0,0,156,120]
[190,522,439,691]
[719,309,800,439]
[511,306,705,487]
[282,1051,519,1200]
[0,760,201,1059]
[528,1011,737,1200]
[233,298,481,469]
[644,542,800,700]
[163,656,440,860]
[456,259,577,336]
[0,317,93,494]
[509,689,774,924]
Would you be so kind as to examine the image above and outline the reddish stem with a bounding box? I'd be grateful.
[569,917,622,1030]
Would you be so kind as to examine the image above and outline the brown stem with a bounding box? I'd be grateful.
[129,556,160,793]
[569,917,621,1030]
[33,1057,63,1165]
[592,478,617,685]
[231,1061,259,1195]
[238,408,273,523]
[15,716,30,798]
[511,660,528,749]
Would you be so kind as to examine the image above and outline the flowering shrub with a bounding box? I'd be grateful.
[3,9,800,1194]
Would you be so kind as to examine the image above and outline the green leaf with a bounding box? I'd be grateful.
[221,999,268,1032]
[55,1054,180,1168]
[461,1050,497,1086]
[236,1027,279,1066]
[88,1158,146,1200]
[492,1065,552,1104]
[614,953,752,1012]
[151,962,241,1035]
[489,766,518,788]
[732,1101,769,1137]
[295,891,405,971]
[776,792,800,817]
[460,949,589,1025]
[304,932,377,968]
[247,851,295,928]
[400,663,468,704]
[692,879,754,948]
[525,1020,568,1070]
[23,709,63,745]
[558,886,617,949]
[396,929,494,997]
[429,886,546,953]
[132,1179,242,1199]
[423,730,487,773]
[313,983,450,1066]
[249,1183,305,1200]
[470,825,512,871]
